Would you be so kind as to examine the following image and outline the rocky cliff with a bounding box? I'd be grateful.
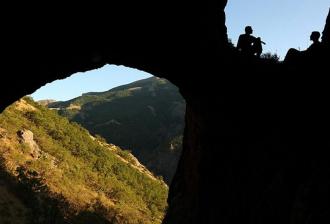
[322,9,330,46]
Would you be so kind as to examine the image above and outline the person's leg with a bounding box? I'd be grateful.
[284,48,301,64]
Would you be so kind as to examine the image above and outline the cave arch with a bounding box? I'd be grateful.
[31,65,185,184]
[1,1,330,223]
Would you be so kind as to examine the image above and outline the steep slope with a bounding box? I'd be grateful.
[49,77,185,183]
[0,178,29,224]
[0,97,167,224]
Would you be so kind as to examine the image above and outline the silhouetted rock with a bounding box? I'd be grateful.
[322,9,330,46]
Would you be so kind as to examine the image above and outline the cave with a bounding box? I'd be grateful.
[1,1,330,223]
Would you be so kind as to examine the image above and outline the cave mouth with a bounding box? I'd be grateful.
[31,64,185,184]
[0,64,185,223]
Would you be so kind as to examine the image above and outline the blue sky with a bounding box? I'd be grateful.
[31,65,152,101]
[32,1,329,101]
[226,0,329,59]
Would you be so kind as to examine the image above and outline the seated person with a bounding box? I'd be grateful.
[237,26,257,56]
[284,31,323,64]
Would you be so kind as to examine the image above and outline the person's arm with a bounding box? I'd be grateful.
[306,43,314,52]
[251,35,257,44]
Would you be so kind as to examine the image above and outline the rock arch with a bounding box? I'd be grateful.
[1,2,329,223]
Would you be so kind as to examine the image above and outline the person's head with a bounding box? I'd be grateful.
[245,26,253,35]
[310,31,321,42]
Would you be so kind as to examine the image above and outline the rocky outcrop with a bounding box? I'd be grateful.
[0,1,329,223]
[17,130,41,159]
[322,9,330,46]
[165,7,330,223]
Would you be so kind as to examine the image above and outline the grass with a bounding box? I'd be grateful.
[0,97,168,224]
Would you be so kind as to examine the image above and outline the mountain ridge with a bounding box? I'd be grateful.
[47,77,185,183]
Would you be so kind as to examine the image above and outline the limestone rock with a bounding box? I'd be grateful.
[17,129,41,159]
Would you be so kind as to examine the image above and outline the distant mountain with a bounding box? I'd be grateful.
[49,77,185,183]
[0,97,167,224]
[37,99,57,106]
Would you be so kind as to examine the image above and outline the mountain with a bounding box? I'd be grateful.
[49,77,185,183]
[0,97,167,224]
[37,99,57,106]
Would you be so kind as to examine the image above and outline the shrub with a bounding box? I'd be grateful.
[261,52,280,63]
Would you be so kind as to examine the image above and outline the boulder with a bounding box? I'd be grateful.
[17,129,41,159]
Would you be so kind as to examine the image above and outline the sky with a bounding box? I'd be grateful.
[32,1,329,101]
[226,0,329,59]
[31,65,152,101]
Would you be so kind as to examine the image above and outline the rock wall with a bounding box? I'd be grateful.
[323,9,330,46]
[0,1,329,223]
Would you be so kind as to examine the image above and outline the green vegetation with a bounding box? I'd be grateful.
[0,97,168,224]
[49,77,185,183]
[261,52,281,63]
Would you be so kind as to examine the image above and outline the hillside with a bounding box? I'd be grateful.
[0,97,168,224]
[37,99,57,106]
[49,77,185,183]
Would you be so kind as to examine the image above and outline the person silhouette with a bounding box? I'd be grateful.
[237,26,257,56]
[254,37,266,58]
[306,31,322,54]
[284,31,322,64]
